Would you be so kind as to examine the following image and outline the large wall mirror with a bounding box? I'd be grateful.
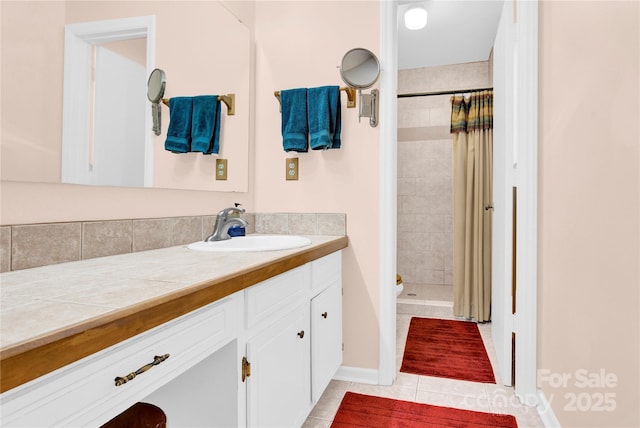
[1,1,250,192]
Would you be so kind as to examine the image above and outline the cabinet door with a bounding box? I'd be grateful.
[246,302,311,428]
[311,282,343,403]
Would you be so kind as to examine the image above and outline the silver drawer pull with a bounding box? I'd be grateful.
[114,354,170,387]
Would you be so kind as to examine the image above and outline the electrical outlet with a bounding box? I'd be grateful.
[286,158,298,180]
[216,159,228,180]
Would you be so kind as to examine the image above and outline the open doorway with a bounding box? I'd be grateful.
[394,1,501,309]
[382,0,539,404]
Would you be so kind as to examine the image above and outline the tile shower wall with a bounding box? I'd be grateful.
[0,213,345,272]
[397,61,490,286]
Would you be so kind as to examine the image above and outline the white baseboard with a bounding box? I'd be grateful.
[537,389,561,427]
[333,366,379,385]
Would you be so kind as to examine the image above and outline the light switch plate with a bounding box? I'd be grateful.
[286,158,298,180]
[216,159,228,180]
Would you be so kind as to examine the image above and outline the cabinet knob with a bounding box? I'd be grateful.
[297,330,305,339]
[321,312,328,319]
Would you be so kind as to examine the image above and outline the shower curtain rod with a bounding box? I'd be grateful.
[397,87,493,98]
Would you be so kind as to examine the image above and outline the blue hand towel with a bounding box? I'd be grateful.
[308,85,341,150]
[165,97,193,153]
[280,88,309,152]
[191,95,221,155]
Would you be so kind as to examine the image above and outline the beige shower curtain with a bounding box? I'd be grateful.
[450,91,493,322]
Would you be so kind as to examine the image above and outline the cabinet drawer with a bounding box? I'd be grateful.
[245,264,310,330]
[1,294,240,428]
[311,251,342,294]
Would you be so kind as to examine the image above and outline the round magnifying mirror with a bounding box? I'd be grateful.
[147,68,166,102]
[339,48,380,89]
[147,68,166,136]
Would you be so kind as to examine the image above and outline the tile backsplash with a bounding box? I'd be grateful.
[255,213,346,236]
[0,212,346,272]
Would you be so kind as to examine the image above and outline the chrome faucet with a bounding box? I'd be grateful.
[205,206,248,242]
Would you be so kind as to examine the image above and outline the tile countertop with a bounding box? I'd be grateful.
[0,234,348,393]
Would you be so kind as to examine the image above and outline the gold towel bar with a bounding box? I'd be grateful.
[274,87,356,109]
[162,94,235,116]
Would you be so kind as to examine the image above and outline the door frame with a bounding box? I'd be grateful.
[511,0,538,405]
[378,0,398,386]
[378,0,539,404]
[61,15,155,187]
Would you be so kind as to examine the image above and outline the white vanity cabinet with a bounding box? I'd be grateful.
[243,251,343,427]
[0,249,343,428]
[0,294,241,427]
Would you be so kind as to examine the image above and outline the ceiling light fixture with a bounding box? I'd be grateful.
[405,6,427,30]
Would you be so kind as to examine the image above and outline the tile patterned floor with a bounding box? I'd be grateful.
[303,294,545,428]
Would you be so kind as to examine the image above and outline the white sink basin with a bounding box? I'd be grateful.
[187,235,312,252]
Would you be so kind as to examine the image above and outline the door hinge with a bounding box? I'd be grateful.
[512,187,517,315]
[511,332,516,387]
[242,356,251,382]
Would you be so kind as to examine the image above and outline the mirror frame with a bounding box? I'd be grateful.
[339,48,380,89]
[61,15,155,187]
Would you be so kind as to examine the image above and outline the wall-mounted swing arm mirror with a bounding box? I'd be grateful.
[147,68,166,136]
[339,48,380,127]
[340,48,380,89]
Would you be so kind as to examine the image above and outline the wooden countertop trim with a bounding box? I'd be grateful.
[0,237,348,393]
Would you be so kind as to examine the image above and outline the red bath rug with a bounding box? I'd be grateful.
[400,317,496,383]
[331,392,518,427]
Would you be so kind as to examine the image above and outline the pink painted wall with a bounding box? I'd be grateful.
[538,1,639,426]
[253,1,381,369]
[0,180,252,224]
[1,1,65,184]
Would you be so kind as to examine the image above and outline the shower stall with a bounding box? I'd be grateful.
[396,60,492,302]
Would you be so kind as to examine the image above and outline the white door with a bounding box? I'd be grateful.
[491,0,515,387]
[491,0,539,404]
[92,46,146,187]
